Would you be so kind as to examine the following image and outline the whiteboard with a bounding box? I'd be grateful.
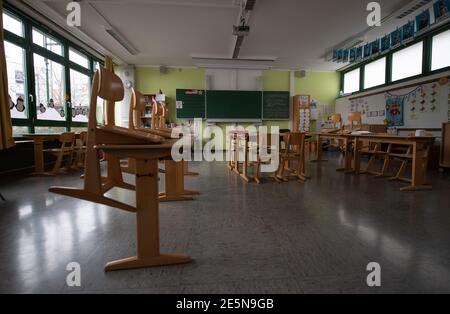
[336,79,450,129]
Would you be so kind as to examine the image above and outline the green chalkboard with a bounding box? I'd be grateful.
[263,91,290,120]
[206,90,262,120]
[176,89,206,119]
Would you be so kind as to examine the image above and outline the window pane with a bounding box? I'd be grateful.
[5,41,27,119]
[392,42,423,82]
[2,11,24,37]
[34,54,66,121]
[32,28,63,56]
[69,48,89,68]
[431,29,450,71]
[70,69,90,123]
[344,68,360,94]
[34,127,67,134]
[13,126,29,137]
[364,57,386,89]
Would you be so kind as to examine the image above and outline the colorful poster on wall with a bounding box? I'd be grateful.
[402,21,415,43]
[349,48,357,63]
[337,50,343,62]
[416,10,431,33]
[390,29,402,49]
[343,49,349,63]
[381,35,391,52]
[363,43,371,59]
[385,94,405,127]
[434,0,450,23]
[356,46,363,61]
[371,39,380,55]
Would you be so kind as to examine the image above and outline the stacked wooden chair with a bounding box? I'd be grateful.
[127,89,199,202]
[49,67,192,271]
[43,132,76,175]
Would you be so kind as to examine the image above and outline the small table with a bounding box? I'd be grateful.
[352,134,435,191]
[23,133,80,175]
[23,133,62,174]
[312,132,355,172]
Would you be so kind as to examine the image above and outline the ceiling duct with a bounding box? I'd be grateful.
[105,26,139,55]
[232,0,256,59]
[245,0,257,11]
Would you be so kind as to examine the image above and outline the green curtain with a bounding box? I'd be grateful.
[0,0,15,150]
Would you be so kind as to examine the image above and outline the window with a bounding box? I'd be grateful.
[364,57,386,89]
[431,29,450,71]
[343,68,360,94]
[5,41,27,119]
[32,28,64,56]
[2,11,24,37]
[33,54,65,121]
[392,42,423,81]
[70,69,90,123]
[69,48,89,69]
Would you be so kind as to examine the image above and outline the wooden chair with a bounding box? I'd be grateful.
[358,141,393,177]
[248,133,280,184]
[348,112,362,131]
[276,132,308,182]
[126,88,199,202]
[49,67,191,271]
[72,131,87,169]
[43,132,76,175]
[388,133,433,185]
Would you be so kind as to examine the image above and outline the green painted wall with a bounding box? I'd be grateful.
[135,67,206,123]
[295,72,340,110]
[133,68,339,146]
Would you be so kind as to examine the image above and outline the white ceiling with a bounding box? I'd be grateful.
[24,0,424,71]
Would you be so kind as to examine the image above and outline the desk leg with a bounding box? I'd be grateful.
[234,137,240,175]
[350,138,361,174]
[159,161,193,202]
[105,159,192,271]
[179,161,199,196]
[311,135,327,162]
[33,139,45,174]
[240,137,250,182]
[401,142,432,191]
[227,135,233,170]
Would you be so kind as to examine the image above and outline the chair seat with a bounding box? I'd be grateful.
[359,149,389,156]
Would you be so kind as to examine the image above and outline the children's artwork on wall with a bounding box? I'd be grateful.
[416,10,431,33]
[356,47,363,61]
[402,21,415,43]
[349,48,356,63]
[343,49,349,63]
[337,50,343,62]
[333,49,339,61]
[371,39,380,55]
[381,35,391,52]
[433,0,450,22]
[390,29,402,48]
[385,94,405,127]
[364,43,371,59]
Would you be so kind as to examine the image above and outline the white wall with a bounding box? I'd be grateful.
[205,69,262,91]
[336,71,450,130]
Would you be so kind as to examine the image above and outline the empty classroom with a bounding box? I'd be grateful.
[1,0,450,296]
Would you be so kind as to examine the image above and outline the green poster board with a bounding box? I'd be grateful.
[263,91,290,120]
[176,89,206,119]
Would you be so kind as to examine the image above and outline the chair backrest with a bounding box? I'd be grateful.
[59,132,75,143]
[283,132,306,156]
[129,89,147,130]
[330,114,342,128]
[348,112,362,129]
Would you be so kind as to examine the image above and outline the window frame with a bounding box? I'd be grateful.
[3,3,104,135]
[339,22,450,97]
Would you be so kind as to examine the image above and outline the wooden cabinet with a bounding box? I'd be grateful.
[292,95,311,133]
[441,122,450,168]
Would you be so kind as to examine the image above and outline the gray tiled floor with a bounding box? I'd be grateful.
[0,152,450,294]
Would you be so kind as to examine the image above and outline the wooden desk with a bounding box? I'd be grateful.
[312,132,355,172]
[23,133,70,174]
[352,134,435,191]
